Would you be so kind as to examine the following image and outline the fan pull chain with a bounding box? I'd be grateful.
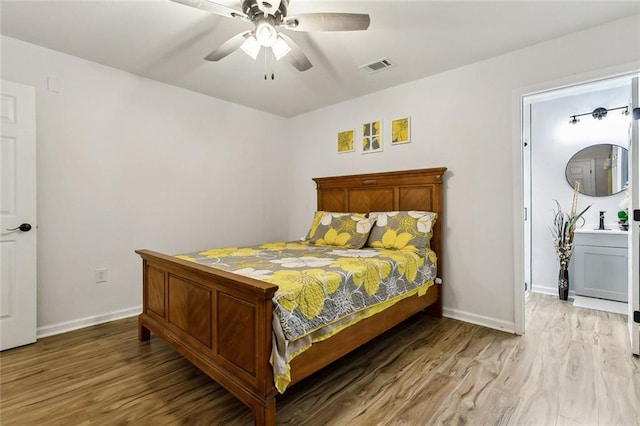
[263,48,275,81]
[264,48,268,80]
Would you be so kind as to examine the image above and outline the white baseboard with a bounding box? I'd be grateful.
[443,307,515,334]
[532,284,556,296]
[37,306,142,339]
[532,284,575,299]
[37,305,516,340]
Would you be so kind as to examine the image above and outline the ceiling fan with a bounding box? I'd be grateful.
[172,0,371,72]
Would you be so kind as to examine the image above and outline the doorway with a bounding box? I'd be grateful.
[519,73,639,354]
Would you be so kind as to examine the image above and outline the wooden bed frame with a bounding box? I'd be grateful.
[136,167,446,425]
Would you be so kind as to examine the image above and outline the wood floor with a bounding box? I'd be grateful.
[2,293,639,425]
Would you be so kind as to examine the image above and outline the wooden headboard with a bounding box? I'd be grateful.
[312,167,447,279]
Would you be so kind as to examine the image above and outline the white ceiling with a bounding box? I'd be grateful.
[2,1,639,117]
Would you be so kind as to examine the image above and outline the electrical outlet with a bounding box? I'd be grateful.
[95,268,107,284]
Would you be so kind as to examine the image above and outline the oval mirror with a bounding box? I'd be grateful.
[565,144,628,197]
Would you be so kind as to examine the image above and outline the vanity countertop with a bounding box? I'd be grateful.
[575,228,628,235]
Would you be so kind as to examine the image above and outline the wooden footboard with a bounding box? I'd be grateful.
[136,249,279,424]
[137,249,441,425]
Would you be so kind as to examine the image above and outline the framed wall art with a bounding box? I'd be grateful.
[337,129,355,153]
[391,116,411,145]
[362,120,382,154]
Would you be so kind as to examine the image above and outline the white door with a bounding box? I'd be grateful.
[0,80,37,350]
[566,159,595,195]
[629,76,639,355]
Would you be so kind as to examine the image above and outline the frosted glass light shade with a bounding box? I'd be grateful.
[240,36,260,60]
[256,21,277,47]
[272,36,291,60]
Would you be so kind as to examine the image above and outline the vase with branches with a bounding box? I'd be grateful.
[551,182,591,300]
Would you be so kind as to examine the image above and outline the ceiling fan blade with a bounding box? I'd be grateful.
[170,0,249,21]
[282,13,370,32]
[277,33,312,71]
[204,31,251,61]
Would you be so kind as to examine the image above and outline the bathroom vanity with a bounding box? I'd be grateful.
[571,228,628,302]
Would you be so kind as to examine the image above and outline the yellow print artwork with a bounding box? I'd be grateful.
[337,129,355,153]
[391,117,410,144]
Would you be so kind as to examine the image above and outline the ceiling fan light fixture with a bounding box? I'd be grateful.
[240,35,261,59]
[255,20,277,47]
[272,36,291,60]
[172,0,370,73]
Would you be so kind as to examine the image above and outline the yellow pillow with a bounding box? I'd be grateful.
[366,211,437,252]
[307,213,372,248]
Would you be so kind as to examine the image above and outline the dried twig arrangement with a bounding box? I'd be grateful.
[551,182,591,270]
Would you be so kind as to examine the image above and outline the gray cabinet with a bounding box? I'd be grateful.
[571,230,628,302]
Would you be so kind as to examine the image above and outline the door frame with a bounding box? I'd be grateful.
[629,75,639,355]
[512,62,640,335]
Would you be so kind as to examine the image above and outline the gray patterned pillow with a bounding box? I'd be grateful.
[366,211,437,252]
[308,213,373,248]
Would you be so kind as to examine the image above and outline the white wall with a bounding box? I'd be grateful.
[1,36,290,335]
[285,15,640,332]
[530,86,630,294]
[2,14,639,337]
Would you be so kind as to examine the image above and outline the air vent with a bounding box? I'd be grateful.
[360,57,396,73]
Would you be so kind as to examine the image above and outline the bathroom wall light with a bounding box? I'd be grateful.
[569,105,629,124]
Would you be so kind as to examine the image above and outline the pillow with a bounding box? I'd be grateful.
[307,213,373,248]
[366,211,437,252]
[305,211,365,241]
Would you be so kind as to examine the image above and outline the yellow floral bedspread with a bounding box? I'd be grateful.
[176,241,437,392]
[177,241,437,341]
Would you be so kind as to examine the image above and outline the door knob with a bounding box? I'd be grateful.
[6,223,32,232]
